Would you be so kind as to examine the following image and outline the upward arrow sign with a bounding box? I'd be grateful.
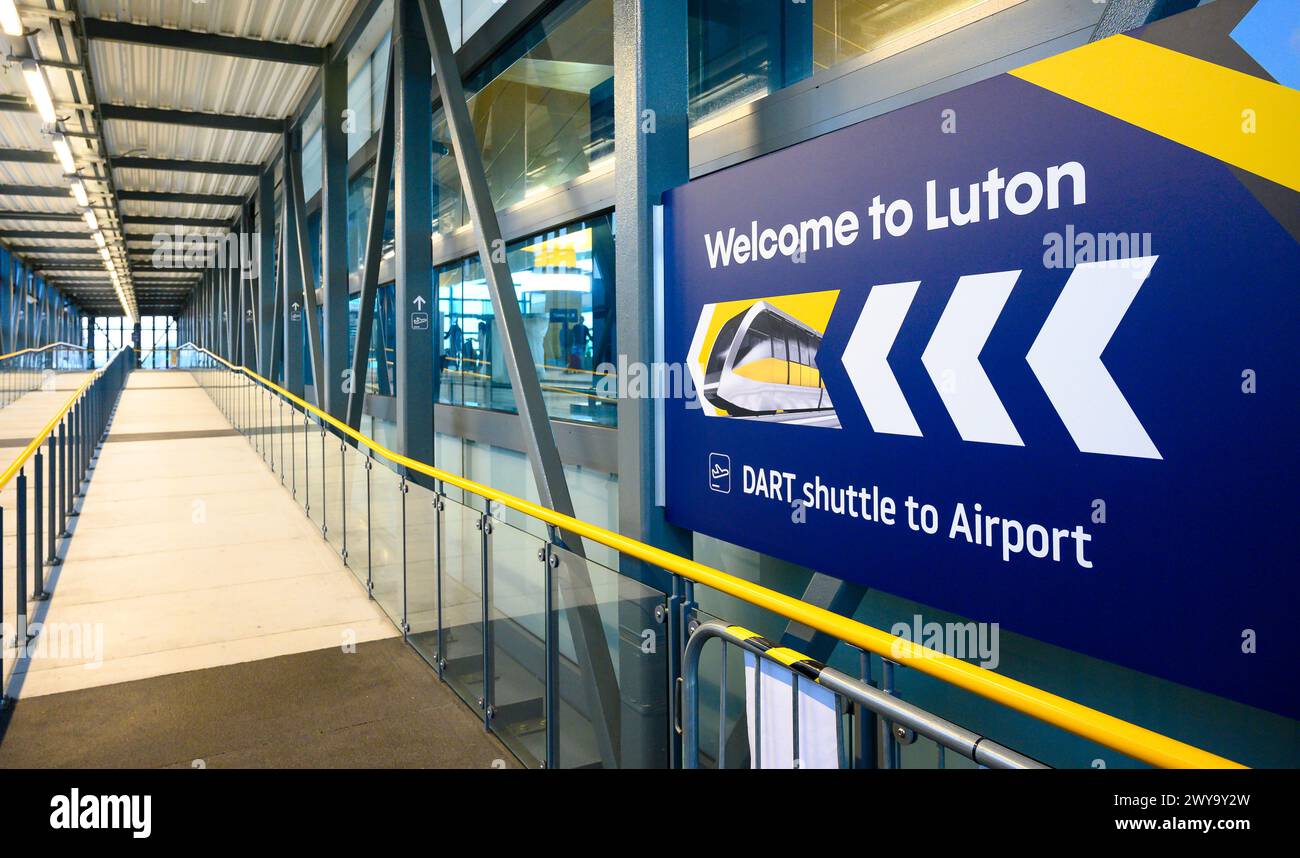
[412,295,427,310]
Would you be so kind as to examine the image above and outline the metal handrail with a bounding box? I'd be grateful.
[178,342,1244,769]
[0,348,128,492]
[0,341,88,362]
[682,621,1047,769]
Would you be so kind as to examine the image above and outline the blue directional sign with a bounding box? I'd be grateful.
[662,19,1300,718]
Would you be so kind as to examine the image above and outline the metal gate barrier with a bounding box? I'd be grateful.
[682,620,1046,769]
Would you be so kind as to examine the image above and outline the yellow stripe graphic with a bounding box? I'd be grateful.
[1011,35,1300,191]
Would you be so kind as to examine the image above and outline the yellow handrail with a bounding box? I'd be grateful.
[0,349,125,493]
[182,342,1244,769]
[0,341,88,363]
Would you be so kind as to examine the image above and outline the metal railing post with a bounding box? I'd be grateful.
[0,507,6,708]
[856,651,877,769]
[365,455,374,596]
[46,432,56,566]
[433,490,442,674]
[881,660,899,769]
[58,421,68,535]
[478,510,493,730]
[665,574,684,768]
[543,543,558,769]
[32,450,45,600]
[16,469,27,641]
[76,399,86,494]
[339,439,347,563]
[398,475,408,632]
[319,426,328,538]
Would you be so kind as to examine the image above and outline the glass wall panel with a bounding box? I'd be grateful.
[436,212,616,426]
[437,433,619,569]
[430,0,615,237]
[688,0,992,126]
[364,284,397,396]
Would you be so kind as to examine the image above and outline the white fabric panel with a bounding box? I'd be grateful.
[744,652,839,769]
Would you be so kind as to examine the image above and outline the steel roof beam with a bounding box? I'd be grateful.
[0,212,84,222]
[83,18,325,66]
[35,263,115,270]
[0,230,90,239]
[118,190,246,206]
[99,104,283,134]
[112,157,262,177]
[122,216,235,228]
[7,246,100,254]
[0,148,57,164]
[0,185,74,197]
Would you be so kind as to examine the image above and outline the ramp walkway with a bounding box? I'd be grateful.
[0,369,516,768]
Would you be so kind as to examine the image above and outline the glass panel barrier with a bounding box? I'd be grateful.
[276,397,290,484]
[440,492,485,712]
[258,385,272,464]
[485,516,547,767]
[323,433,346,558]
[293,412,311,514]
[341,442,371,590]
[368,461,405,627]
[307,419,327,537]
[264,384,279,475]
[550,544,669,769]
[405,479,440,668]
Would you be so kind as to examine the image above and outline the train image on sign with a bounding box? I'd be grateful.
[698,301,839,427]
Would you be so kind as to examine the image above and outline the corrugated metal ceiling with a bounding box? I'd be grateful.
[1,0,364,315]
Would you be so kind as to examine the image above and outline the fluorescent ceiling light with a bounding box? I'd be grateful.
[70,178,88,207]
[0,0,22,37]
[51,132,75,174]
[93,231,106,248]
[99,247,111,262]
[83,210,98,231]
[20,60,56,125]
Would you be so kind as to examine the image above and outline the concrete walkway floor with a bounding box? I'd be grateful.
[0,637,517,768]
[5,370,399,700]
[0,370,89,450]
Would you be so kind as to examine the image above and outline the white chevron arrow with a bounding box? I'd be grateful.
[843,281,922,436]
[922,270,1024,446]
[1027,256,1161,459]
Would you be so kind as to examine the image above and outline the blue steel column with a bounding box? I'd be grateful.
[287,128,326,407]
[281,139,305,398]
[240,203,258,368]
[320,50,351,419]
[345,47,395,431]
[613,0,692,767]
[257,166,277,377]
[417,0,623,768]
[0,251,9,355]
[227,246,240,360]
[392,0,434,467]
